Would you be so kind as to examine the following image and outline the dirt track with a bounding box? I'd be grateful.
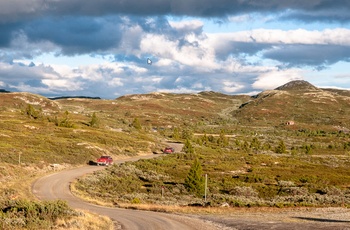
[32,155,223,230]
[32,150,350,230]
[198,207,350,230]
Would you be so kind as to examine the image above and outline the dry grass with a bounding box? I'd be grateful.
[70,181,115,207]
[113,203,325,216]
[55,210,114,230]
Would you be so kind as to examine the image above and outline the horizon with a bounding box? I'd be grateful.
[1,80,349,100]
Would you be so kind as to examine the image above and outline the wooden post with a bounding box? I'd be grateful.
[204,174,207,202]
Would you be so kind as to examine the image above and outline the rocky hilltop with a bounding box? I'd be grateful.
[275,80,320,91]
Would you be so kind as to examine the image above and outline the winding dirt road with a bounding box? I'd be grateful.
[32,145,350,230]
[32,154,221,230]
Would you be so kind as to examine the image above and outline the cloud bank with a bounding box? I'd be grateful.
[0,1,349,98]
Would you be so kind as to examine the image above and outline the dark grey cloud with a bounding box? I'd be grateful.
[45,0,350,20]
[124,16,203,41]
[215,41,272,60]
[281,8,350,23]
[1,0,350,23]
[263,44,350,69]
[0,22,22,47]
[23,16,122,55]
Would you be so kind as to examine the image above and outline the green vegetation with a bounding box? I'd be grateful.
[184,158,205,197]
[132,118,142,130]
[0,189,77,230]
[2,82,350,223]
[89,112,99,127]
[75,140,350,207]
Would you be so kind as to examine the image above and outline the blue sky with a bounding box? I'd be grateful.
[1,1,350,98]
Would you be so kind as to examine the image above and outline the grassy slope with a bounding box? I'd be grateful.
[234,88,350,128]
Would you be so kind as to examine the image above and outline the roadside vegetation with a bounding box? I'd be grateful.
[75,126,350,209]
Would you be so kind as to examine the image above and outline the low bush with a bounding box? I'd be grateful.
[0,199,78,229]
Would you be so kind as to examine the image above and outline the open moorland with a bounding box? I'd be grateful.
[1,80,350,229]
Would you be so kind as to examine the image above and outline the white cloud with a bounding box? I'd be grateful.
[207,28,350,46]
[228,14,254,23]
[169,19,203,31]
[140,33,219,72]
[108,78,123,87]
[155,58,174,67]
[252,69,304,90]
[222,80,244,93]
[42,79,82,91]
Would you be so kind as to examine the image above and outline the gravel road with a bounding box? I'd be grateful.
[32,150,350,230]
[199,207,350,230]
[32,154,223,230]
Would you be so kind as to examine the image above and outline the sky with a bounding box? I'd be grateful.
[1,0,350,99]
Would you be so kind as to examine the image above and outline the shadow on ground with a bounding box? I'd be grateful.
[294,217,350,223]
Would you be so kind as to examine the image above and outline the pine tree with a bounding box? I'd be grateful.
[25,104,40,119]
[132,118,142,130]
[182,129,193,140]
[184,158,205,197]
[182,139,194,154]
[250,137,261,150]
[89,112,99,127]
[275,140,286,153]
[172,127,180,139]
[217,130,229,147]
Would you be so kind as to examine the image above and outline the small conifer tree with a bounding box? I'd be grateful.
[132,118,142,130]
[185,158,205,197]
[89,112,99,127]
[182,139,194,154]
[275,140,286,153]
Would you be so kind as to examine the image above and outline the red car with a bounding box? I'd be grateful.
[163,147,175,154]
[97,156,113,166]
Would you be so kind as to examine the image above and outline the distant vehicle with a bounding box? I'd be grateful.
[163,147,175,154]
[97,156,113,166]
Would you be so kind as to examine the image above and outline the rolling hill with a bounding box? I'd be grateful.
[234,80,350,130]
[1,80,350,166]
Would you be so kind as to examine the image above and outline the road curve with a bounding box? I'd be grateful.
[32,155,219,230]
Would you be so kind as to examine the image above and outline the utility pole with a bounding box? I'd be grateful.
[204,174,207,203]
[18,152,21,165]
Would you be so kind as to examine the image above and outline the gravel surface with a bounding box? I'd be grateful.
[195,207,350,229]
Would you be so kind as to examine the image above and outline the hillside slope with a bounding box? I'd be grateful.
[233,80,350,129]
[1,81,350,166]
[0,91,250,165]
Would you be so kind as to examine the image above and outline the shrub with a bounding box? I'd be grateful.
[229,186,258,197]
[24,104,41,119]
[0,199,76,229]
